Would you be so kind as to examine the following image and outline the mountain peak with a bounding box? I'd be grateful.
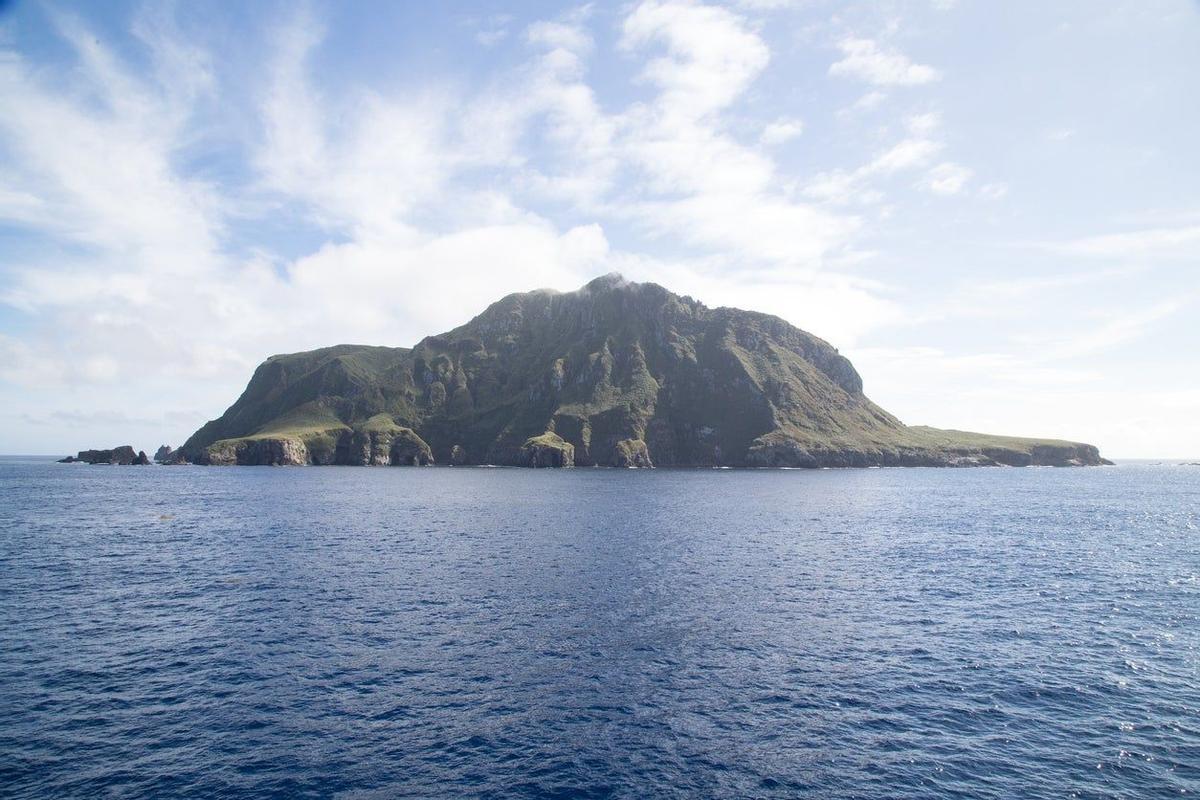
[580,272,634,292]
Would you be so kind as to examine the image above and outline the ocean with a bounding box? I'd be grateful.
[0,458,1196,798]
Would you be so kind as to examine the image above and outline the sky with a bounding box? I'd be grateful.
[0,0,1197,458]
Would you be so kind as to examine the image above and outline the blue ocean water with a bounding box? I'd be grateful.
[0,458,1196,799]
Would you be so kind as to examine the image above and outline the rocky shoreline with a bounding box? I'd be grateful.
[146,430,1108,469]
[63,435,1109,469]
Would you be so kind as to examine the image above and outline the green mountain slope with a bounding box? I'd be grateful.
[176,274,1108,467]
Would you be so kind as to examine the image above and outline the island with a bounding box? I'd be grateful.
[60,446,150,465]
[162,274,1108,468]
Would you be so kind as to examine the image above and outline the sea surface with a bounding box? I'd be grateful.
[0,458,1197,798]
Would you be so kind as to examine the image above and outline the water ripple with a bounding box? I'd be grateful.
[0,459,1197,798]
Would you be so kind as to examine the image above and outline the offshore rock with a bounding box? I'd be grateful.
[64,446,142,465]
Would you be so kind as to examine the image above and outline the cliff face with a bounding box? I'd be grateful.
[176,274,1108,468]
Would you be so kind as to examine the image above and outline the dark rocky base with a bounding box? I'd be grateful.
[167,427,435,467]
[167,431,1110,469]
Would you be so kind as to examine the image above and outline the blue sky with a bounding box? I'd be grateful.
[0,0,1197,457]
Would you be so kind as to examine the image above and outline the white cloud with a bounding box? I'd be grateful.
[829,37,940,86]
[616,2,863,267]
[1046,225,1200,259]
[734,0,799,9]
[804,113,946,204]
[255,13,458,240]
[905,111,941,136]
[760,117,804,145]
[621,0,770,121]
[1040,298,1191,360]
[935,267,1140,318]
[615,257,901,347]
[839,90,887,116]
[634,194,860,265]
[462,13,514,48]
[921,161,973,195]
[476,29,509,47]
[0,16,222,267]
[871,137,942,173]
[527,20,593,58]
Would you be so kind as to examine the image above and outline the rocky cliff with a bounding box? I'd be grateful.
[173,274,1108,468]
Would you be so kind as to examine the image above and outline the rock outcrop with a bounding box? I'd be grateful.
[521,432,575,468]
[204,437,310,466]
[387,429,435,466]
[612,438,653,468]
[183,418,435,467]
[173,274,1109,469]
[60,446,148,465]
